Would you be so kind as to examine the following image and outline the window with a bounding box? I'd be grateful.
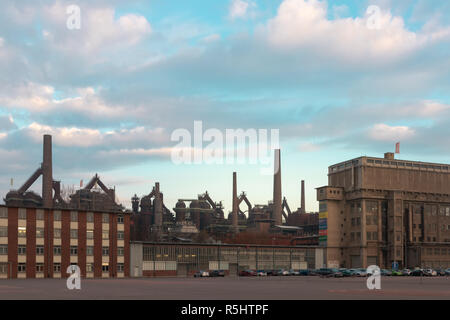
[102,231,109,240]
[0,208,7,219]
[117,247,124,256]
[117,231,124,240]
[367,232,371,240]
[36,246,44,255]
[70,211,78,222]
[18,210,26,220]
[117,215,124,224]
[70,246,78,255]
[0,263,7,274]
[102,263,109,272]
[70,229,78,239]
[18,245,26,255]
[36,264,44,273]
[54,228,61,238]
[102,213,109,223]
[18,263,26,273]
[87,246,94,256]
[102,247,109,256]
[87,212,94,223]
[18,227,26,237]
[86,263,94,272]
[36,211,44,220]
[54,263,61,272]
[54,211,61,221]
[0,245,7,255]
[36,228,44,238]
[87,230,94,239]
[434,248,440,255]
[117,263,124,272]
[54,246,61,255]
[356,232,361,240]
[0,226,7,237]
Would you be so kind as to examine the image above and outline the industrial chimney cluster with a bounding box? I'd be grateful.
[4,136,318,243]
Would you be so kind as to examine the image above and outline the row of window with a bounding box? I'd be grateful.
[10,263,124,274]
[0,226,124,239]
[0,244,124,256]
[424,248,450,256]
[0,211,124,224]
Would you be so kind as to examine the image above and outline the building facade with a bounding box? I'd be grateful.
[317,153,450,269]
[0,206,130,279]
[130,242,325,277]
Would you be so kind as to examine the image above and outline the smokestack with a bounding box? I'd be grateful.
[301,180,305,214]
[273,149,282,225]
[42,135,53,208]
[232,172,238,233]
[153,182,163,227]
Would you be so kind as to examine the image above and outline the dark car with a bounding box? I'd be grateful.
[298,269,310,276]
[239,270,256,277]
[210,270,225,277]
[434,268,446,276]
[410,268,425,276]
[339,268,353,277]
[327,268,344,278]
[194,270,209,278]
[316,268,334,277]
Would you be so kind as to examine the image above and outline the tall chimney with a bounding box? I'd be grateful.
[301,180,305,214]
[232,172,239,233]
[42,135,53,208]
[153,182,163,227]
[273,149,282,225]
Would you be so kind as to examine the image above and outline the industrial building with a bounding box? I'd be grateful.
[130,242,324,277]
[317,152,450,270]
[129,149,319,245]
[0,135,130,279]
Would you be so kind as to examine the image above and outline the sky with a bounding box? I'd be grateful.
[0,0,449,214]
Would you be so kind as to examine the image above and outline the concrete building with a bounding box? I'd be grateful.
[317,152,450,269]
[0,206,130,279]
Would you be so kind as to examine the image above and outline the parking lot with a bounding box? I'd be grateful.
[0,276,449,300]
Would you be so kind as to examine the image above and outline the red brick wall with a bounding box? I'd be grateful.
[143,270,177,277]
[109,213,117,277]
[7,207,18,279]
[124,213,130,277]
[78,211,86,278]
[61,210,70,278]
[94,212,102,277]
[44,209,54,278]
[26,208,36,278]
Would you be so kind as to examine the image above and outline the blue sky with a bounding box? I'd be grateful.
[0,0,449,213]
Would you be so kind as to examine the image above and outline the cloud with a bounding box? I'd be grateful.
[229,0,255,20]
[368,123,416,142]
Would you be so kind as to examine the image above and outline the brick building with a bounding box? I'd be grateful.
[317,152,450,269]
[0,206,130,279]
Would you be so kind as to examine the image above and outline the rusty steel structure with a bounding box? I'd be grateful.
[4,135,124,213]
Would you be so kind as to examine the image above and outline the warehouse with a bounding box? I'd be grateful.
[130,242,324,277]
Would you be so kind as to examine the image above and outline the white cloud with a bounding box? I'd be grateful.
[229,0,255,20]
[265,0,446,63]
[368,123,415,142]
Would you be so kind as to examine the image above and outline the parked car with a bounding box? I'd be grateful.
[434,268,446,276]
[289,269,300,276]
[194,270,209,277]
[256,270,267,276]
[445,268,450,276]
[424,268,437,276]
[327,268,343,278]
[380,269,392,276]
[352,268,368,277]
[266,270,277,276]
[209,270,225,277]
[239,270,256,277]
[316,268,334,276]
[391,270,402,276]
[411,268,425,276]
[277,269,290,276]
[402,269,412,276]
[339,268,353,277]
[298,269,310,276]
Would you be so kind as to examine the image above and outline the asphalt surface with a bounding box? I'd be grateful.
[0,276,449,300]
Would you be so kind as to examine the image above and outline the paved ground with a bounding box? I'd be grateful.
[0,276,449,300]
